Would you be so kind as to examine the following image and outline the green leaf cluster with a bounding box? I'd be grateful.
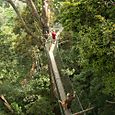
[57,0,115,114]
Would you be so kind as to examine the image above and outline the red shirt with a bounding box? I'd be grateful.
[52,32,56,39]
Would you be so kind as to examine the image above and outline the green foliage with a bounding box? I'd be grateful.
[11,102,24,115]
[26,96,54,115]
[58,0,115,114]
[0,2,53,115]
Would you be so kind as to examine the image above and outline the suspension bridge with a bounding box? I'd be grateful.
[45,25,94,115]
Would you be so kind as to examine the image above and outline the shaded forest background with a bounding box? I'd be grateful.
[0,0,115,115]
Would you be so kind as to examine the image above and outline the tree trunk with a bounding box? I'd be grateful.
[0,95,13,113]
[42,0,50,39]
[6,0,42,45]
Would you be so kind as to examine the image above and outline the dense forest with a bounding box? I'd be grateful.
[0,0,115,115]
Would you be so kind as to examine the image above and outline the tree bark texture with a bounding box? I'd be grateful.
[42,0,50,39]
[0,95,13,113]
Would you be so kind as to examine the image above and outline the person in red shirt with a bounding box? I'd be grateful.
[51,30,56,43]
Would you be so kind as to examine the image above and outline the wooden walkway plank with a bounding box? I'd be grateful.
[49,47,72,115]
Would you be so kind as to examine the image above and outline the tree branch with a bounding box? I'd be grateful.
[0,95,13,113]
[26,0,49,39]
[5,0,42,45]
[42,0,49,35]
[26,0,44,27]
[73,107,94,115]
[106,100,115,104]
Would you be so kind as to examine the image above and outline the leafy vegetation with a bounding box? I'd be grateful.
[58,0,115,114]
[0,0,115,115]
[0,1,53,115]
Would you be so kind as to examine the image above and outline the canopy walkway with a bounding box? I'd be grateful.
[45,25,94,115]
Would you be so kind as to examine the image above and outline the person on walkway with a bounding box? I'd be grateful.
[58,91,76,110]
[51,30,56,43]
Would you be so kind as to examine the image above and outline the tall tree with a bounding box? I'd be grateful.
[57,0,115,114]
[6,0,50,42]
